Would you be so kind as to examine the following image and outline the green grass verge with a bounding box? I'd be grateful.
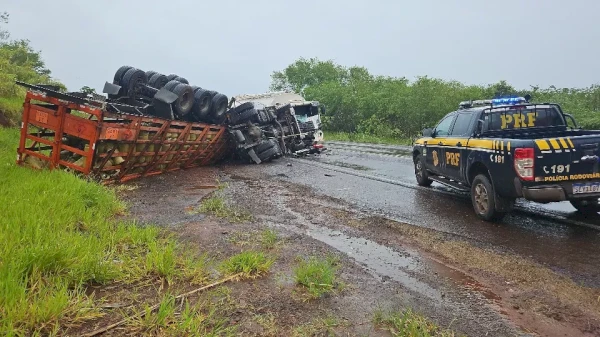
[0,94,24,126]
[374,309,460,337]
[221,251,274,278]
[293,256,342,299]
[324,131,412,146]
[0,128,207,336]
[127,293,236,336]
[198,194,253,223]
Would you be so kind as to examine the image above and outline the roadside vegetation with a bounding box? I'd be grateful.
[221,251,274,278]
[0,12,64,126]
[0,128,210,335]
[293,255,343,299]
[272,58,600,145]
[325,131,411,145]
[198,194,253,223]
[374,309,459,337]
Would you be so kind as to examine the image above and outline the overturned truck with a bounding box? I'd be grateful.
[15,67,326,183]
[227,92,326,164]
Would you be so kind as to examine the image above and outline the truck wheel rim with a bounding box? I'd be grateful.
[474,183,489,214]
[415,161,423,179]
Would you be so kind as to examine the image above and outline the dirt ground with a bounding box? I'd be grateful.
[79,162,600,336]
[0,110,13,127]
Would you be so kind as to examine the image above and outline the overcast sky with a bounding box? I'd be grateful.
[3,0,599,97]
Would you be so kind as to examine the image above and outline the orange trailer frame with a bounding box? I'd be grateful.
[17,89,232,183]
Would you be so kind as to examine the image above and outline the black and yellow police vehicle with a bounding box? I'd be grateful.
[413,96,600,221]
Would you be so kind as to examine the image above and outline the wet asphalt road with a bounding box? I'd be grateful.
[255,141,600,287]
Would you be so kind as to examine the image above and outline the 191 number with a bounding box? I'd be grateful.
[543,165,570,174]
[490,154,505,163]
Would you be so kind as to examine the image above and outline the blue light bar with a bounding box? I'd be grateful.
[492,97,526,106]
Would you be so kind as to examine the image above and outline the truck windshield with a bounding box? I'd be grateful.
[483,105,565,131]
[294,105,319,117]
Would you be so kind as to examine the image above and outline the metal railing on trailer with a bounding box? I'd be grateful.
[16,83,232,183]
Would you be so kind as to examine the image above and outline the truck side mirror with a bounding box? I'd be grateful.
[422,128,433,137]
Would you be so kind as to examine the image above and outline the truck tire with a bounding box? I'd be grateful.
[191,85,203,93]
[212,112,227,125]
[211,93,228,122]
[232,102,254,114]
[257,110,273,124]
[231,108,258,125]
[164,80,180,92]
[145,70,157,80]
[166,74,179,81]
[471,174,507,221]
[113,66,133,84]
[121,68,148,97]
[414,155,432,187]
[207,90,218,98]
[192,89,213,121]
[569,199,600,214]
[149,73,169,89]
[254,139,274,154]
[174,76,189,84]
[258,145,279,162]
[170,83,194,117]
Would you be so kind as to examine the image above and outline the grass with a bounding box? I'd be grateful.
[199,194,253,223]
[325,131,411,146]
[221,251,275,278]
[253,313,278,336]
[293,256,342,299]
[260,229,279,250]
[373,309,459,337]
[0,94,24,126]
[292,315,343,337]
[0,128,209,336]
[127,293,236,337]
[227,229,280,250]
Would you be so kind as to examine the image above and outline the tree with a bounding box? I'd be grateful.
[2,39,51,76]
[0,12,9,41]
[80,86,96,94]
[0,12,64,97]
[272,58,600,138]
[270,57,348,93]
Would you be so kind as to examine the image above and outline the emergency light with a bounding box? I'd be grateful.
[458,95,531,109]
[491,97,527,106]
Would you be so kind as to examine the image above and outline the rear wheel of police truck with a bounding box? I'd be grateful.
[471,174,508,221]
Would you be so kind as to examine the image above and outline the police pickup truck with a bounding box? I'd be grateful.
[413,96,600,221]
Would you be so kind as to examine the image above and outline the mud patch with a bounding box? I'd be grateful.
[303,203,600,336]
[0,110,14,127]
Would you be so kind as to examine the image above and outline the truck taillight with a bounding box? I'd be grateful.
[514,148,535,181]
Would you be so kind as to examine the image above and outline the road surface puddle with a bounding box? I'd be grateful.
[265,198,444,301]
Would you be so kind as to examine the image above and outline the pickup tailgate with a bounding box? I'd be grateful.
[535,135,600,189]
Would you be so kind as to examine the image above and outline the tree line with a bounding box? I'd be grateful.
[0,12,63,98]
[270,58,600,139]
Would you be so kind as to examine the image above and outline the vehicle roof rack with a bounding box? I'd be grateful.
[458,99,492,109]
[459,95,532,110]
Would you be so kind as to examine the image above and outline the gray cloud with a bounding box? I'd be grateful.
[4,0,599,96]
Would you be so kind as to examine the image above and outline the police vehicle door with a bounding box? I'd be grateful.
[441,112,475,181]
[427,114,456,175]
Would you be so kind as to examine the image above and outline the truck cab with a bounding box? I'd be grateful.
[413,96,600,221]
